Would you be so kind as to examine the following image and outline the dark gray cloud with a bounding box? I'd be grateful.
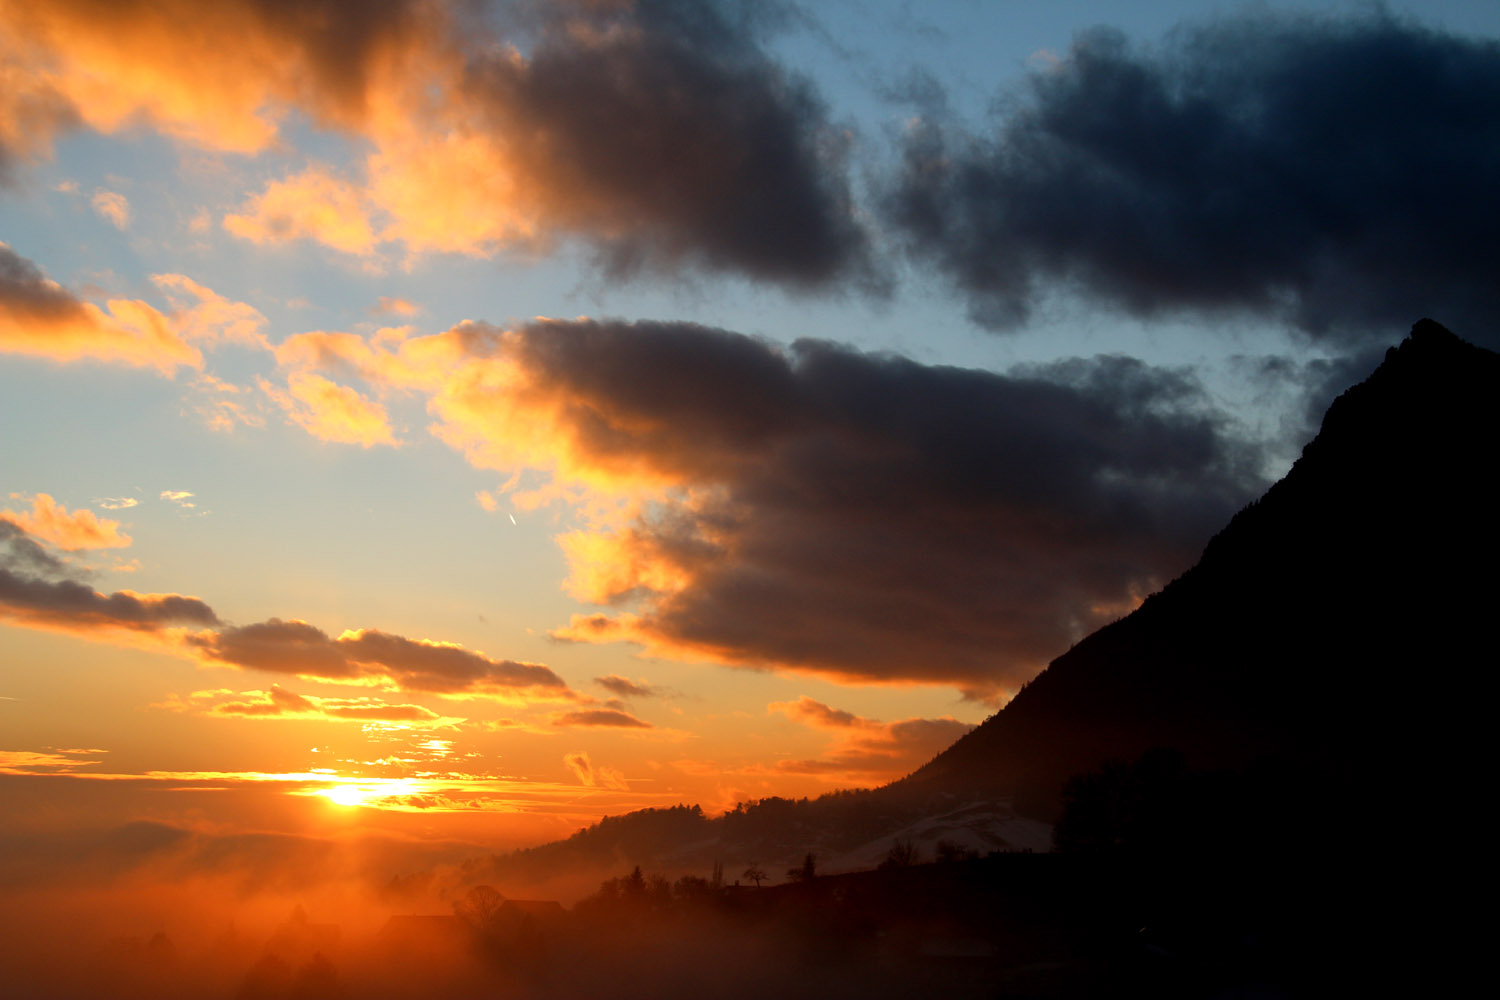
[593,675,658,699]
[190,620,570,696]
[0,521,567,698]
[0,521,220,632]
[1,0,441,134]
[0,519,69,578]
[209,685,445,722]
[0,244,90,324]
[885,12,1500,342]
[770,697,974,776]
[1232,342,1391,455]
[467,0,877,289]
[552,708,652,729]
[774,718,976,776]
[340,628,567,694]
[5,2,875,289]
[0,0,433,190]
[479,319,1262,697]
[190,619,353,677]
[212,685,321,716]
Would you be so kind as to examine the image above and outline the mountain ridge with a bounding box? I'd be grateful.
[449,319,1496,887]
[895,317,1498,819]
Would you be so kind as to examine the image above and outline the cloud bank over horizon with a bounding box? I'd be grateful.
[270,316,1263,698]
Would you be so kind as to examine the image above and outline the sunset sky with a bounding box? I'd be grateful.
[4,0,1498,856]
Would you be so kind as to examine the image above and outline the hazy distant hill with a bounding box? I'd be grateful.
[895,318,1498,822]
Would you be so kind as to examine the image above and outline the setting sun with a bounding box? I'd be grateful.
[321,784,372,808]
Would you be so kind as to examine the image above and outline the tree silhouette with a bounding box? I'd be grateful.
[877,837,918,870]
[935,839,976,863]
[785,852,817,882]
[646,872,672,909]
[672,874,716,904]
[742,863,769,887]
[454,884,506,930]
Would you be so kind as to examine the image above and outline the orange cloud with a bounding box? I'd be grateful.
[2,519,218,644]
[365,126,541,257]
[769,696,873,731]
[0,50,77,178]
[551,708,650,729]
[0,748,107,773]
[1,493,131,550]
[2,245,266,374]
[593,674,658,699]
[0,0,449,155]
[372,296,419,317]
[151,273,268,348]
[90,188,129,228]
[272,328,380,374]
[185,374,268,433]
[549,611,735,667]
[1,243,200,372]
[262,371,398,447]
[3,2,874,287]
[224,165,380,255]
[557,526,696,605]
[768,697,974,781]
[563,751,628,791]
[158,490,196,509]
[198,685,462,727]
[184,618,574,700]
[365,322,727,494]
[2,518,577,704]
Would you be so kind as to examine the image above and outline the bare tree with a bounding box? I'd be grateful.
[935,839,977,863]
[742,863,769,887]
[454,884,506,930]
[878,838,919,870]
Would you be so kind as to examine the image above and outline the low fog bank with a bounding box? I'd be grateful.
[0,777,1440,999]
[0,819,510,999]
[0,788,1068,998]
[0,796,1073,1000]
[0,853,1161,1000]
[2,843,1374,1000]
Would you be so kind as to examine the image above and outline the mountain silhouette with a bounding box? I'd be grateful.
[425,322,1492,997]
[456,320,1495,887]
[895,318,1498,824]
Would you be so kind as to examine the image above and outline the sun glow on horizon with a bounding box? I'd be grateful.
[311,777,423,809]
[320,783,376,808]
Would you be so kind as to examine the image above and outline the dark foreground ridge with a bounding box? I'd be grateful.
[475,319,1500,883]
[420,320,1497,997]
[897,318,1498,824]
